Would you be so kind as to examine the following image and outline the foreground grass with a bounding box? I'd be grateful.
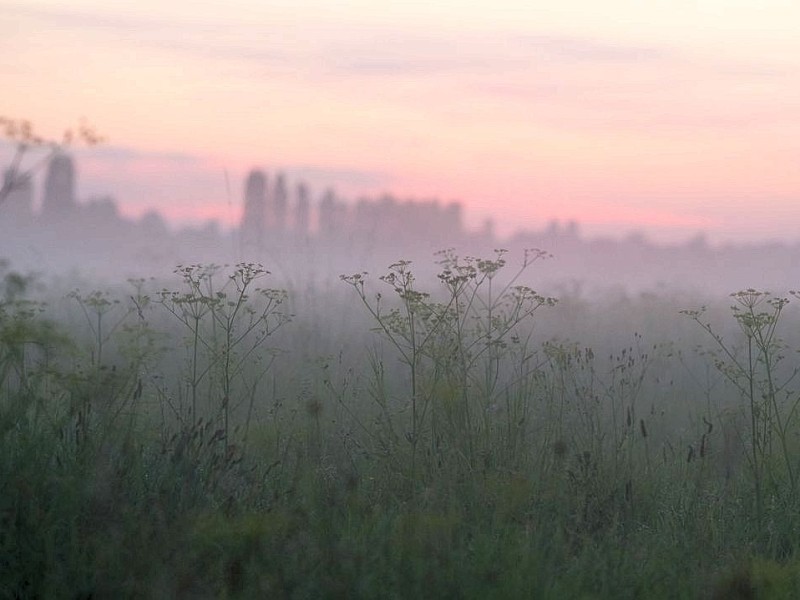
[2,258,800,598]
[5,423,800,599]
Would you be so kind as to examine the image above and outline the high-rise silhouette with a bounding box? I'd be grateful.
[241,169,267,253]
[273,172,288,233]
[295,182,310,237]
[41,152,76,219]
[318,188,337,238]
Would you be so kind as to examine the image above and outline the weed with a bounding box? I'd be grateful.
[342,249,556,483]
[3,255,800,597]
[683,290,800,521]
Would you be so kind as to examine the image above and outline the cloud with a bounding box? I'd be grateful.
[7,2,796,139]
[519,35,669,63]
[335,56,479,76]
[319,31,671,79]
[466,45,800,134]
[3,3,172,35]
[473,79,798,133]
[2,3,673,78]
[3,3,288,67]
[76,144,202,165]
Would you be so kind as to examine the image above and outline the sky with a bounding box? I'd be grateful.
[2,0,799,243]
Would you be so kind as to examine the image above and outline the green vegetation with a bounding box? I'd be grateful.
[2,253,800,599]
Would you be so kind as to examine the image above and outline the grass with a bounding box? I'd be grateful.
[2,253,800,598]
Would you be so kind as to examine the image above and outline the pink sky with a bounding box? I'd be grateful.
[2,0,800,243]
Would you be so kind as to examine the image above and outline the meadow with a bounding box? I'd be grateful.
[2,250,800,599]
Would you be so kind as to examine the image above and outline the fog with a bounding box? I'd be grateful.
[5,152,798,414]
[7,150,800,596]
[2,153,799,300]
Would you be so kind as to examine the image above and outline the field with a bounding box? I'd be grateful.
[2,250,800,599]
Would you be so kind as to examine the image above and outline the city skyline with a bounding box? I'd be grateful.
[2,1,800,244]
[2,148,799,298]
[2,151,475,242]
[2,145,797,250]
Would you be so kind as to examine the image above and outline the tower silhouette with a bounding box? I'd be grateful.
[318,188,336,238]
[294,182,310,237]
[41,152,76,220]
[273,172,288,233]
[240,169,267,253]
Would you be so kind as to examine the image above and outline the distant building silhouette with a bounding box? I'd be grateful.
[83,195,120,224]
[318,188,335,238]
[565,220,579,237]
[240,169,267,253]
[295,182,310,237]
[139,209,169,236]
[347,194,465,245]
[1,168,33,222]
[481,218,495,240]
[318,188,349,238]
[236,169,467,249]
[41,152,76,220]
[273,172,288,233]
[445,202,463,232]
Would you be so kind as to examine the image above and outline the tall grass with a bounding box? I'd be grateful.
[2,254,800,598]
